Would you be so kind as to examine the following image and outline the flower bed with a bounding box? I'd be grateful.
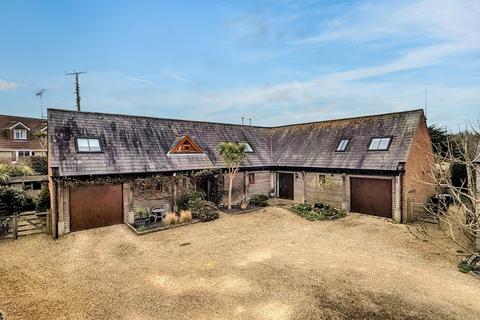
[291,203,346,221]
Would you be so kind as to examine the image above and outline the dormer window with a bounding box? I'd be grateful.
[335,139,349,152]
[76,138,102,152]
[14,129,27,140]
[368,137,392,151]
[169,134,203,154]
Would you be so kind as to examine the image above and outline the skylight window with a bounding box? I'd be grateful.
[368,137,391,151]
[240,142,254,153]
[335,139,349,152]
[76,138,101,152]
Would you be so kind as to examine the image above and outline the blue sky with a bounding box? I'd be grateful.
[1,0,479,129]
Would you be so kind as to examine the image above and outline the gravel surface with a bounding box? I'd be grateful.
[1,207,479,320]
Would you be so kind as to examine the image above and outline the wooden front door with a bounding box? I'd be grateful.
[70,184,123,232]
[278,172,294,200]
[350,177,392,218]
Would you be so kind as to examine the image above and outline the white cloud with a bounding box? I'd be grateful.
[127,77,155,87]
[0,79,17,91]
[162,71,196,85]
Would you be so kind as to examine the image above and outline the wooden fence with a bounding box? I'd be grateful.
[1,211,49,240]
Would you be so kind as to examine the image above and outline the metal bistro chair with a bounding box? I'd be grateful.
[149,205,170,224]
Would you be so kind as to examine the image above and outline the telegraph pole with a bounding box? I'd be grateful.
[65,70,86,111]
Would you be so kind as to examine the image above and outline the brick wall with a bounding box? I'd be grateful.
[402,115,436,221]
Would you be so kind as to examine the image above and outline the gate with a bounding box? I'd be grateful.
[0,211,48,240]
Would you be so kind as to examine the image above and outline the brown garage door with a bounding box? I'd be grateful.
[70,184,123,232]
[350,177,392,218]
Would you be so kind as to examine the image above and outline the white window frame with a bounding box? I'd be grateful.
[76,138,102,152]
[335,139,350,152]
[368,137,392,151]
[240,142,254,153]
[13,129,27,140]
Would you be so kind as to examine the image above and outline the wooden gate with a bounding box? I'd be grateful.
[70,184,123,232]
[0,211,48,240]
[350,177,392,218]
[278,172,294,200]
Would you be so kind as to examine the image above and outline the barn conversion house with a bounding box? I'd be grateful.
[48,108,435,237]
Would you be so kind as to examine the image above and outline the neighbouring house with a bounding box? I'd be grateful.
[47,108,435,237]
[0,114,48,163]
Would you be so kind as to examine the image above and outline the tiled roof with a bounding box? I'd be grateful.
[48,108,425,177]
[0,114,47,150]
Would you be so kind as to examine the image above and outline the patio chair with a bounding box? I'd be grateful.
[149,204,170,223]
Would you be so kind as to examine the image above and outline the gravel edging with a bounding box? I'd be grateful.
[126,220,201,235]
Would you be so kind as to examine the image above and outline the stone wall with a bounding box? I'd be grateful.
[246,170,271,197]
[304,172,344,208]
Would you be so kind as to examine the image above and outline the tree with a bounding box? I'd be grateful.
[218,142,247,210]
[416,126,480,253]
[0,186,27,214]
[33,131,47,151]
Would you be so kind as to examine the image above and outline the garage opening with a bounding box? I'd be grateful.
[70,184,123,232]
[350,177,392,218]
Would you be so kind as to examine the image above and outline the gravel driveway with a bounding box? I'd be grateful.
[1,207,479,320]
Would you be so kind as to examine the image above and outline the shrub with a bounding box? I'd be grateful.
[164,212,178,225]
[179,210,193,223]
[28,156,48,175]
[35,187,50,211]
[0,186,27,214]
[188,198,219,222]
[291,203,345,221]
[458,260,473,273]
[134,206,149,219]
[177,191,205,211]
[0,163,10,182]
[249,194,269,207]
[8,162,35,177]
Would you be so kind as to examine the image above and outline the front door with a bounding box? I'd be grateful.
[278,172,294,200]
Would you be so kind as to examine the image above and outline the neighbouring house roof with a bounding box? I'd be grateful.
[48,108,425,177]
[0,114,47,151]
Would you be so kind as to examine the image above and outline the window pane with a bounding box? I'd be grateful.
[369,138,379,150]
[88,139,101,152]
[77,138,90,152]
[378,138,391,150]
[337,139,349,151]
[241,142,253,152]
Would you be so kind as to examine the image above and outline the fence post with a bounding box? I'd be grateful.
[12,214,17,240]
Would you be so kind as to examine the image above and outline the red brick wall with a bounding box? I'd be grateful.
[402,115,436,221]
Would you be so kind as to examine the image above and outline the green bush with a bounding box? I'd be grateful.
[0,186,27,214]
[177,190,205,211]
[134,206,149,219]
[458,260,473,273]
[28,156,48,175]
[291,203,346,221]
[7,162,35,177]
[35,187,50,211]
[248,194,269,207]
[187,198,219,222]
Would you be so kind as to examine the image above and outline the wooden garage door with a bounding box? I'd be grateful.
[70,184,123,232]
[350,178,392,218]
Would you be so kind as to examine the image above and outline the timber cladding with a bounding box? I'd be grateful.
[69,184,124,232]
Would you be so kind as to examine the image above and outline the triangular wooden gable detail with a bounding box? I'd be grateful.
[170,134,203,154]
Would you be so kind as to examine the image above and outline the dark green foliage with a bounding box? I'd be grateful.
[428,124,449,156]
[0,186,27,214]
[177,191,205,211]
[249,194,269,207]
[458,260,473,273]
[207,178,223,205]
[187,198,219,222]
[28,156,48,175]
[35,187,50,211]
[291,203,346,221]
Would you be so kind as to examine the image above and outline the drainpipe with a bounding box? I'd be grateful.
[53,179,59,239]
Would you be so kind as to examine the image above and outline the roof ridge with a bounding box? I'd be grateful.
[271,109,424,129]
[48,108,424,129]
[47,108,268,129]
